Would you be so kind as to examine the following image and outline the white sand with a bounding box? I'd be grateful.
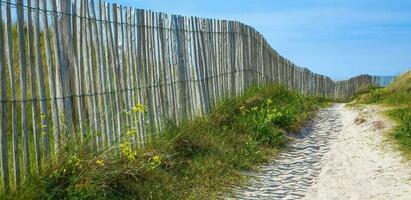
[304,104,411,200]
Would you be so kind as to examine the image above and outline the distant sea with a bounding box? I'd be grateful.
[375,76,396,87]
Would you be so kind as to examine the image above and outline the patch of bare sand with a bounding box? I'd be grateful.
[304,104,411,200]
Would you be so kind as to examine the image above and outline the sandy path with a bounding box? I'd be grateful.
[231,105,343,199]
[304,104,411,200]
[232,104,411,200]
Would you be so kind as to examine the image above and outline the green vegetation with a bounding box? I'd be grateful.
[1,85,326,200]
[353,71,411,159]
[386,109,411,159]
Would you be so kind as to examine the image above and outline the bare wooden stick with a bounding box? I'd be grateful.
[72,0,86,140]
[124,7,137,146]
[152,12,163,130]
[79,0,91,138]
[157,13,169,126]
[133,9,144,146]
[16,0,31,177]
[103,2,116,144]
[0,0,9,191]
[33,0,50,166]
[85,0,99,142]
[95,0,110,145]
[134,8,148,147]
[57,0,75,136]
[89,0,106,147]
[81,0,95,139]
[144,10,155,134]
[50,0,68,139]
[41,0,60,154]
[109,3,123,140]
[5,0,19,188]
[118,5,131,135]
[27,0,42,174]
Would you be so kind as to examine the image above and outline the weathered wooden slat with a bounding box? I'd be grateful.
[191,17,199,117]
[116,5,130,138]
[189,17,201,116]
[145,10,156,134]
[55,0,74,136]
[158,13,171,123]
[50,0,67,139]
[16,0,31,177]
[41,0,60,154]
[81,0,93,137]
[33,0,50,166]
[119,6,132,137]
[102,1,116,144]
[153,12,164,129]
[86,2,100,147]
[89,0,106,147]
[213,20,220,101]
[5,0,19,188]
[109,3,123,140]
[194,17,208,114]
[84,0,99,145]
[201,18,213,112]
[0,0,9,191]
[135,8,148,146]
[74,0,86,139]
[27,0,41,174]
[97,0,112,145]
[123,7,137,146]
[167,13,178,124]
[128,8,141,146]
[142,10,153,138]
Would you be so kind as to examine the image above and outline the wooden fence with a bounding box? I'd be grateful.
[0,0,388,191]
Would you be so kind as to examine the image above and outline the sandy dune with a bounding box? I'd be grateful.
[304,104,411,200]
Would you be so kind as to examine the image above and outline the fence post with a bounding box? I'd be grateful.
[0,0,9,191]
[5,0,18,189]
[16,0,31,177]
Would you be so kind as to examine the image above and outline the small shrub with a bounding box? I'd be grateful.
[357,88,387,104]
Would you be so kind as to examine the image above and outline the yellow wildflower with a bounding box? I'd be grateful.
[96,159,105,167]
[152,155,161,164]
[132,103,146,113]
[68,155,81,167]
[120,142,137,161]
[125,129,137,136]
[146,155,162,170]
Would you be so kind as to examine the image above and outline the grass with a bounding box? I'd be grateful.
[0,84,327,200]
[386,109,411,160]
[353,71,411,159]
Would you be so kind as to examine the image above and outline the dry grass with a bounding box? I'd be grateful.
[386,71,411,93]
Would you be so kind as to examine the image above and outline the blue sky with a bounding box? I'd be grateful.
[107,0,411,80]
